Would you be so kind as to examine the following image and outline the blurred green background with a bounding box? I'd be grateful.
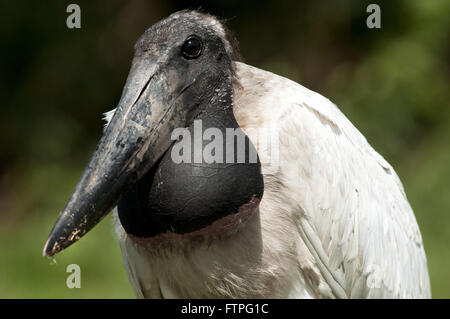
[0,0,449,298]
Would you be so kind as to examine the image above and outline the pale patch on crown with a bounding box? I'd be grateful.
[168,10,239,62]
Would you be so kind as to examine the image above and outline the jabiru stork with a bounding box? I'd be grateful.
[43,10,430,298]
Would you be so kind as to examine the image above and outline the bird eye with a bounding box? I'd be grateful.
[181,36,202,59]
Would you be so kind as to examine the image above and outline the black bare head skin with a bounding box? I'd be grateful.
[118,11,263,238]
[132,10,241,124]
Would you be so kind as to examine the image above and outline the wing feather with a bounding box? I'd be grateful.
[234,62,431,298]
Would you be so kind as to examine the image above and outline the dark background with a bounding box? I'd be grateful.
[0,0,449,297]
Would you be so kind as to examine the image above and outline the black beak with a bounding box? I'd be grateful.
[43,56,184,257]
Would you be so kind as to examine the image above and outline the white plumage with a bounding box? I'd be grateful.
[108,61,430,298]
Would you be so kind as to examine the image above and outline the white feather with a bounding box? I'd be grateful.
[114,61,430,298]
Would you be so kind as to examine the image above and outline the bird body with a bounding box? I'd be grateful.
[110,61,430,298]
[44,10,430,299]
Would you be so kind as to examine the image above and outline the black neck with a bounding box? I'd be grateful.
[118,75,264,238]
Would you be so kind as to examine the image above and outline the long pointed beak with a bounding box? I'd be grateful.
[43,57,182,257]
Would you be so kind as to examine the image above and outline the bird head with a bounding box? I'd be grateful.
[43,11,263,257]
